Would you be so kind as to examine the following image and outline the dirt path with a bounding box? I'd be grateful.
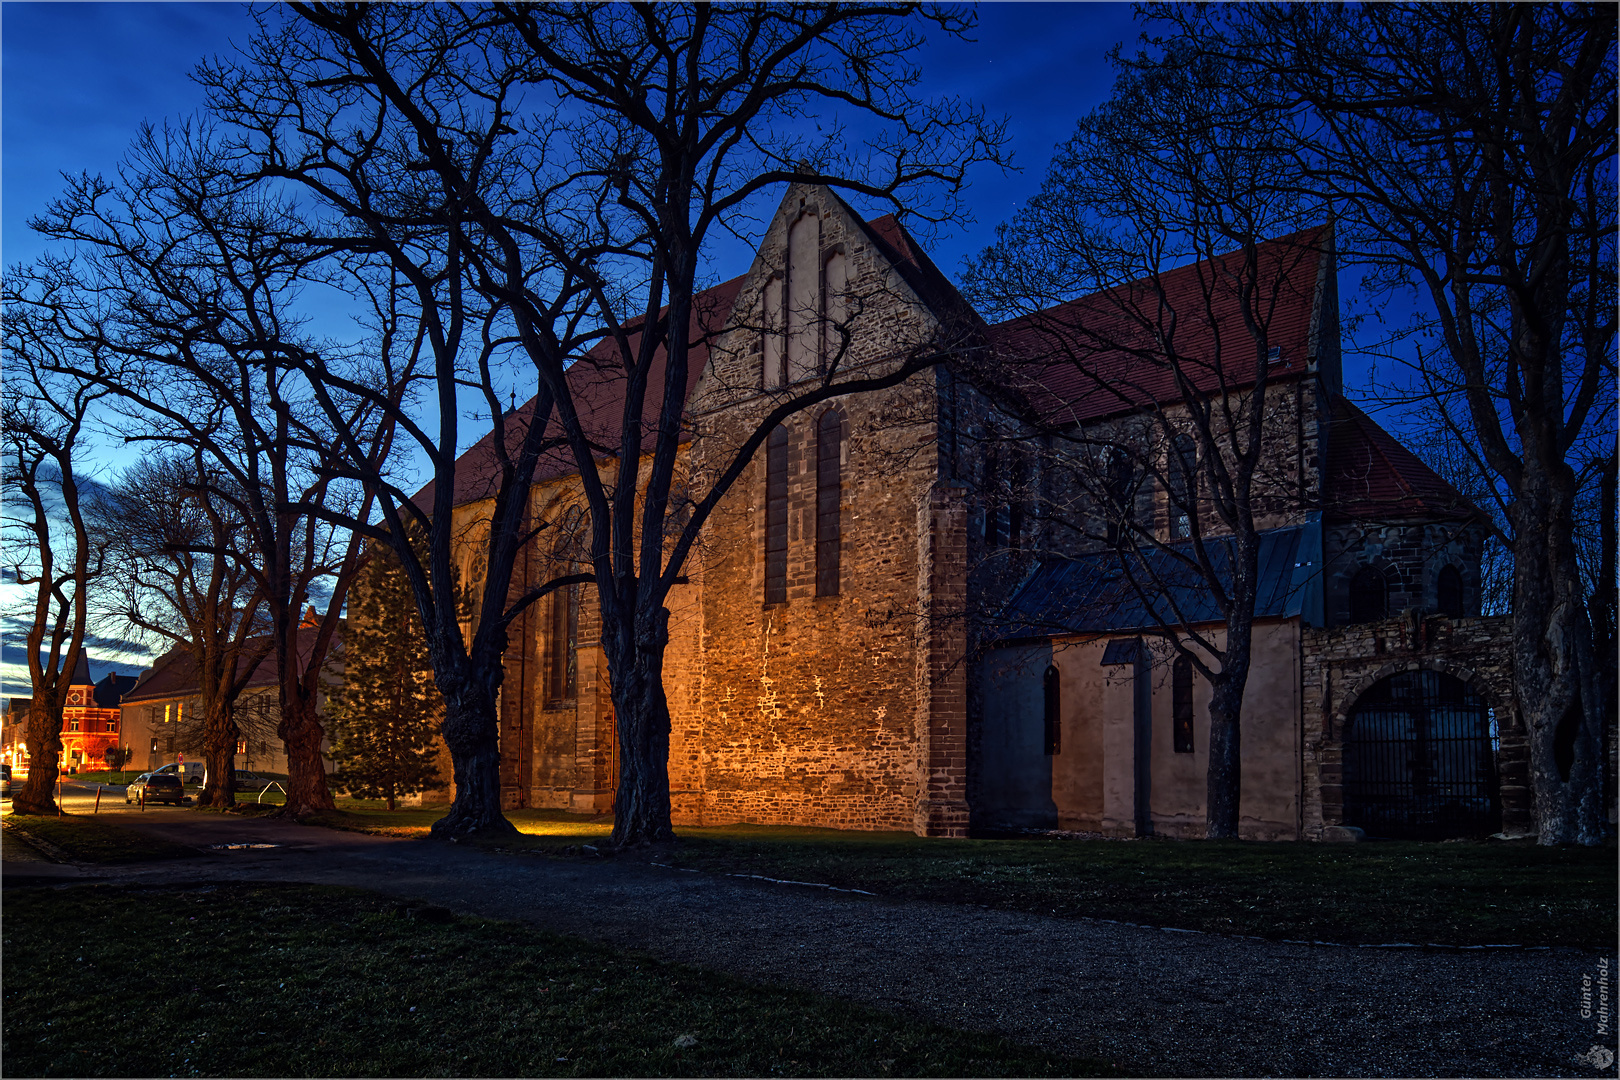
[4,813,1611,1078]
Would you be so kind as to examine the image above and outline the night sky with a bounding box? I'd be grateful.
[1,3,1399,687]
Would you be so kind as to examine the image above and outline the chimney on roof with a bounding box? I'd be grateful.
[301,605,320,629]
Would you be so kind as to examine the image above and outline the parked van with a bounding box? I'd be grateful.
[153,762,204,785]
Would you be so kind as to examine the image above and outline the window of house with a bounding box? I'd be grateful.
[1349,565,1388,623]
[547,581,580,702]
[762,274,785,388]
[822,248,848,369]
[785,212,821,382]
[1437,564,1464,618]
[166,735,176,753]
[67,716,80,733]
[984,450,1025,549]
[150,738,160,755]
[107,715,119,734]
[1173,655,1195,754]
[236,740,247,755]
[764,425,789,604]
[1105,447,1136,545]
[1043,665,1061,756]
[816,410,843,597]
[1168,433,1197,539]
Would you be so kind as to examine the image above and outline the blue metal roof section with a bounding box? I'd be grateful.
[995,517,1324,641]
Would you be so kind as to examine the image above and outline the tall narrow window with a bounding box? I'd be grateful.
[1437,565,1464,618]
[785,214,820,382]
[1105,448,1135,545]
[547,582,580,703]
[1349,565,1387,623]
[822,248,847,370]
[1168,434,1197,539]
[1043,665,1061,756]
[764,425,789,604]
[762,274,785,388]
[816,410,842,596]
[1172,655,1195,754]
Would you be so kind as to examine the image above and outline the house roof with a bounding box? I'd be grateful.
[119,628,342,707]
[994,524,1317,640]
[93,673,140,710]
[986,228,1330,427]
[425,207,977,512]
[1324,395,1476,521]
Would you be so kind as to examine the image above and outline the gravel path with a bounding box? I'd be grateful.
[5,813,1613,1078]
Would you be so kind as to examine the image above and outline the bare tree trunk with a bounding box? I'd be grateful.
[1514,466,1609,845]
[277,694,335,818]
[197,702,239,809]
[1205,675,1245,840]
[608,606,676,847]
[430,685,514,838]
[13,707,63,815]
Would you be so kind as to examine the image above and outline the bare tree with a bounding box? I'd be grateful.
[18,123,389,817]
[1168,3,1616,843]
[203,2,1004,842]
[963,42,1324,839]
[0,335,112,815]
[100,453,270,808]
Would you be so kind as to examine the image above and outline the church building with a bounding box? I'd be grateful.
[424,184,1524,841]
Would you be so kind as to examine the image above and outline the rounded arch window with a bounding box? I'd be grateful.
[1436,564,1464,618]
[1349,565,1387,623]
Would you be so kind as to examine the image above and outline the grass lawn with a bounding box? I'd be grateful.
[390,814,1610,950]
[67,770,146,785]
[3,815,201,864]
[0,884,1114,1078]
[279,806,1619,949]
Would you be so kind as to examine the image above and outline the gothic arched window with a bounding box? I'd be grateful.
[1105,447,1136,545]
[764,425,789,604]
[1437,564,1464,618]
[1168,434,1197,539]
[1043,665,1061,756]
[1349,565,1388,623]
[1172,655,1195,754]
[816,409,843,596]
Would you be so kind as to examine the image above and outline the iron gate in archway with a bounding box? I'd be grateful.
[1342,669,1501,839]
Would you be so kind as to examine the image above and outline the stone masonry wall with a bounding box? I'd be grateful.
[1300,612,1527,838]
[681,183,956,833]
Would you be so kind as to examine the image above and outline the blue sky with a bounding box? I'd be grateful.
[0,2,1144,689]
[3,3,1404,690]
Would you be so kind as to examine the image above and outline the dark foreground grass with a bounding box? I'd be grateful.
[659,828,1615,949]
[3,814,201,864]
[295,809,1614,949]
[0,884,1117,1078]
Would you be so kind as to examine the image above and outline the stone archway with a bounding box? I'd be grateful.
[1340,667,1501,839]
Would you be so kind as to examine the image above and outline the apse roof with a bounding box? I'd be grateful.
[1324,395,1476,521]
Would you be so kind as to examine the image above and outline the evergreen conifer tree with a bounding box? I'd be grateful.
[327,545,445,810]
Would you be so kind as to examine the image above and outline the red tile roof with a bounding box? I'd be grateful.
[119,628,343,706]
[986,227,1330,426]
[1325,395,1477,521]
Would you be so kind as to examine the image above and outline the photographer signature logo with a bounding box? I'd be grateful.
[1573,1045,1614,1070]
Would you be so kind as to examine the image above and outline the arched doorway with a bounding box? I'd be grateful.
[1342,669,1500,839]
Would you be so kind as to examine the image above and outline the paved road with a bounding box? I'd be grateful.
[3,810,1613,1078]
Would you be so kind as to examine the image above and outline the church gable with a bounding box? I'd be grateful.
[693,184,973,416]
